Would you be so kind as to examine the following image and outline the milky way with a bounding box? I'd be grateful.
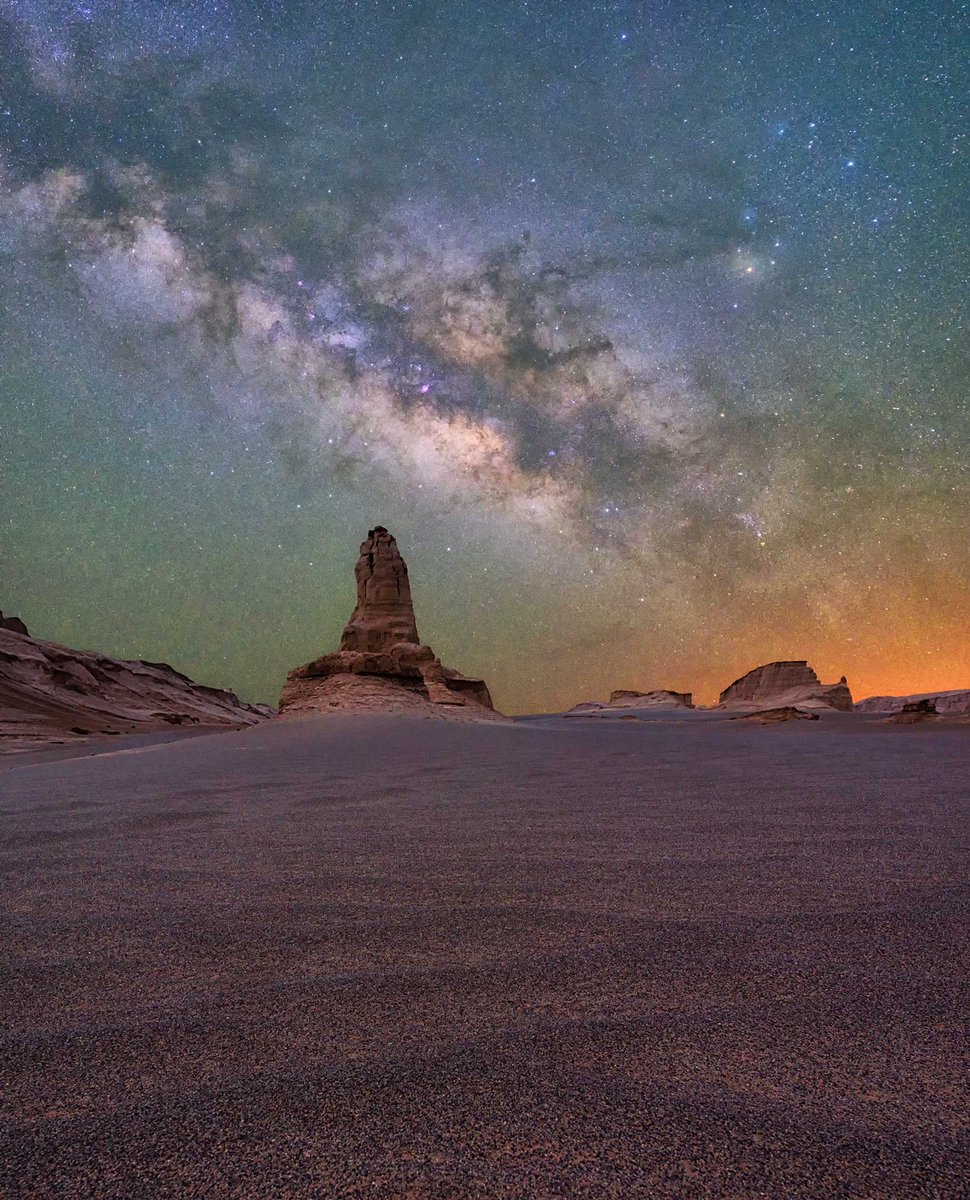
[1,1,967,710]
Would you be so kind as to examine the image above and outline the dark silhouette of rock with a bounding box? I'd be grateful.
[0,612,29,636]
[568,689,694,715]
[279,528,503,720]
[0,622,269,747]
[717,661,852,712]
[886,698,943,724]
[732,707,821,724]
[856,689,970,716]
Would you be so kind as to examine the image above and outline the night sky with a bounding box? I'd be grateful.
[1,1,967,712]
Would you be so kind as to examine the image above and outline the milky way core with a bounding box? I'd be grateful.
[1,2,966,710]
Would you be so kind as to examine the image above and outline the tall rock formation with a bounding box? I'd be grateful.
[279,527,503,720]
[717,661,853,712]
[340,528,420,652]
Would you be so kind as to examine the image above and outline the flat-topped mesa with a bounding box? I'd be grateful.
[279,527,504,720]
[339,527,420,652]
[717,660,853,712]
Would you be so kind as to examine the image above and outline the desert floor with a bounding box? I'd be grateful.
[2,711,967,1198]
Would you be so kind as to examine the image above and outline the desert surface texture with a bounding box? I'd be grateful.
[2,711,967,1198]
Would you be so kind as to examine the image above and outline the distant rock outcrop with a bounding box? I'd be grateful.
[609,689,693,707]
[732,706,821,724]
[278,527,504,720]
[568,689,694,715]
[855,689,970,716]
[0,623,268,746]
[886,698,939,724]
[717,661,853,712]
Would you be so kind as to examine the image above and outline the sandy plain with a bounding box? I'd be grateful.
[2,710,968,1198]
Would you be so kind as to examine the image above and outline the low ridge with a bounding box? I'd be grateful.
[0,621,268,748]
[855,689,970,715]
[568,689,694,714]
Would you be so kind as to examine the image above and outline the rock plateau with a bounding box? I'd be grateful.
[0,620,269,748]
[716,661,853,712]
[278,527,503,720]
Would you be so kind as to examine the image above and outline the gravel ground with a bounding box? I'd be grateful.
[2,713,968,1198]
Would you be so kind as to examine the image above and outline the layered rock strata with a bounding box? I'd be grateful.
[0,622,268,746]
[717,661,852,712]
[279,527,503,720]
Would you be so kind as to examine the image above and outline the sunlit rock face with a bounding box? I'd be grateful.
[717,661,853,712]
[279,528,503,720]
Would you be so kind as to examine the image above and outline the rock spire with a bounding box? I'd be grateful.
[279,527,503,720]
[340,527,420,652]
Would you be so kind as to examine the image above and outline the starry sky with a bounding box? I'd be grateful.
[1,1,967,712]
